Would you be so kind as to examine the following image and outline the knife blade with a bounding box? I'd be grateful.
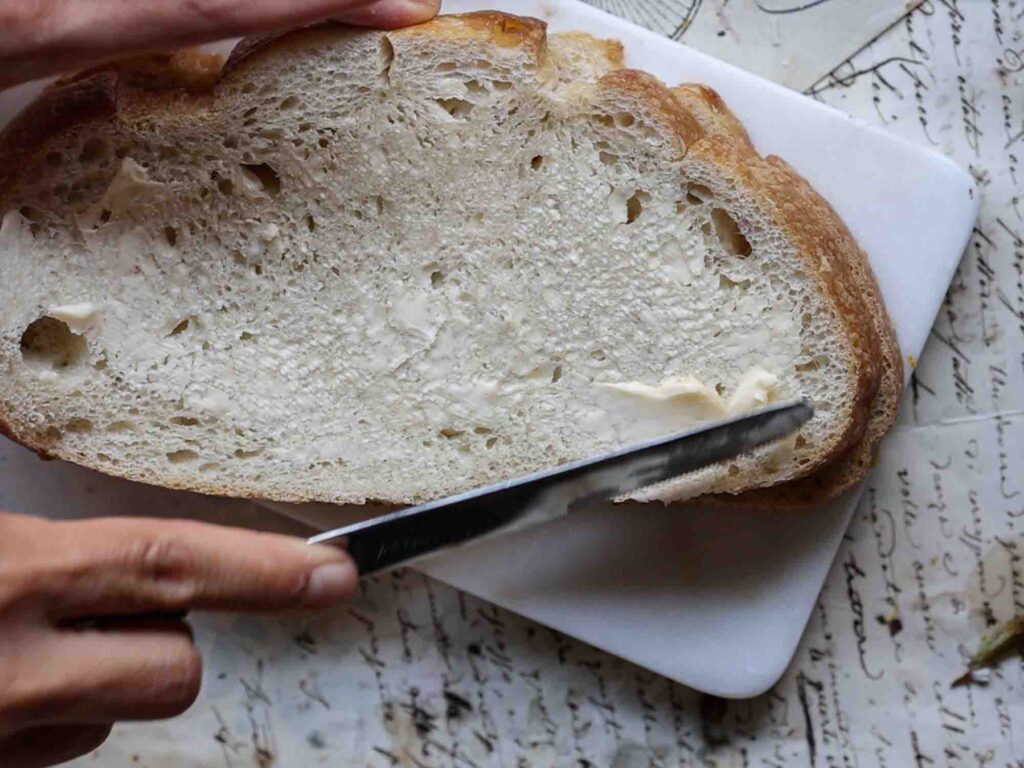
[308,398,813,574]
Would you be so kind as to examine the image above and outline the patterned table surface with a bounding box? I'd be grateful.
[9,0,1015,764]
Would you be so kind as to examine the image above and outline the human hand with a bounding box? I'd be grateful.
[0,0,441,90]
[0,511,357,768]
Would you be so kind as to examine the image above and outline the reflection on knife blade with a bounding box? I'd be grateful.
[309,399,813,575]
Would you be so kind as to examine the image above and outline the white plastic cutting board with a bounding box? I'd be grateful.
[0,0,977,699]
[278,0,979,697]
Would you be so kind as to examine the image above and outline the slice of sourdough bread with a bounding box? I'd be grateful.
[0,12,901,506]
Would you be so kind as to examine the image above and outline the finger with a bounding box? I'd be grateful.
[1,0,440,88]
[38,517,357,618]
[328,0,442,26]
[0,724,112,768]
[13,627,202,725]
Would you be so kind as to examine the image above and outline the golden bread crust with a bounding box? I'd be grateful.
[671,84,752,146]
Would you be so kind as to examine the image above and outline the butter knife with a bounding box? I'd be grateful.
[309,399,813,574]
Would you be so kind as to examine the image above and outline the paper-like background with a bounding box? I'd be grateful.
[0,0,1019,764]
[584,0,919,90]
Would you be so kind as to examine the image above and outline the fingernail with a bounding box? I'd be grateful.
[304,562,357,607]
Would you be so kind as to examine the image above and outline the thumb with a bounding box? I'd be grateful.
[333,0,442,28]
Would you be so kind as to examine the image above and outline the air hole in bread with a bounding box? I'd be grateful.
[233,448,261,459]
[107,421,135,433]
[240,331,256,342]
[92,356,107,371]
[96,453,115,463]
[79,138,107,164]
[98,209,112,224]
[591,349,607,361]
[687,184,713,204]
[727,464,740,476]
[378,35,395,73]
[473,426,493,435]
[615,112,636,128]
[436,62,458,73]
[626,191,646,225]
[279,95,301,111]
[167,449,198,464]
[493,81,513,91]
[526,366,547,380]
[163,226,178,247]
[305,215,316,232]
[217,176,234,196]
[199,462,221,473]
[65,418,93,433]
[599,151,619,166]
[436,98,474,119]
[240,163,281,195]
[719,274,751,291]
[223,135,238,149]
[795,435,808,449]
[711,209,752,257]
[485,437,498,449]
[715,383,726,396]
[796,355,828,373]
[551,365,563,383]
[465,80,487,95]
[18,206,42,237]
[171,416,200,426]
[20,317,87,370]
[36,426,62,445]
[168,318,191,336]
[240,82,256,95]
[430,270,445,287]
[440,428,464,439]
[531,155,544,170]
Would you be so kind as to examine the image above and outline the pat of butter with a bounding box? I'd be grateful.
[77,158,167,236]
[0,210,32,253]
[99,158,165,211]
[46,303,101,334]
[598,366,780,430]
[597,367,794,502]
